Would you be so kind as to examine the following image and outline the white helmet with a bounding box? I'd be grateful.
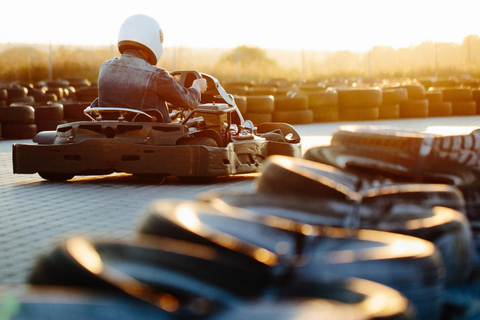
[117,14,164,65]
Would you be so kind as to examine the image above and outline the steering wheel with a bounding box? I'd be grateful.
[170,70,202,88]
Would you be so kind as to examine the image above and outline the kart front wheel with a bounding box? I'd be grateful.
[39,172,75,181]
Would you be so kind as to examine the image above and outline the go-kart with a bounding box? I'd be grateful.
[12,71,302,182]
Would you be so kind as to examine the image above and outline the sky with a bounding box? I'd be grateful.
[1,0,479,52]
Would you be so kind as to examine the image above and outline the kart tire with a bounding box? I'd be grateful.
[244,112,272,125]
[62,102,91,120]
[378,104,400,119]
[429,102,452,117]
[1,123,37,139]
[38,172,75,181]
[382,88,408,105]
[273,94,309,112]
[0,105,35,124]
[245,96,274,114]
[33,103,64,121]
[337,88,382,108]
[35,120,68,132]
[338,106,379,121]
[272,109,313,124]
[399,99,429,118]
[451,101,476,115]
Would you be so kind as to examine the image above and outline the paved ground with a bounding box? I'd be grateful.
[1,116,480,285]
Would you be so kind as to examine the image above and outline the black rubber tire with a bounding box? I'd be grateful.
[399,99,429,118]
[1,123,37,139]
[138,199,298,265]
[247,87,277,96]
[273,94,309,112]
[337,88,383,108]
[311,104,339,122]
[426,90,443,103]
[30,236,271,313]
[382,88,408,105]
[441,88,473,102]
[307,90,338,108]
[244,112,272,125]
[33,103,64,121]
[0,286,173,320]
[272,109,313,124]
[62,102,91,120]
[429,102,452,117]
[38,172,75,181]
[245,96,275,114]
[0,88,7,100]
[75,86,98,103]
[0,105,35,124]
[234,95,247,115]
[331,124,480,171]
[396,84,426,99]
[34,92,58,103]
[451,101,476,115]
[8,95,35,105]
[379,104,400,119]
[339,106,379,121]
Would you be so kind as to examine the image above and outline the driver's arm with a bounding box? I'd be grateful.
[154,69,203,109]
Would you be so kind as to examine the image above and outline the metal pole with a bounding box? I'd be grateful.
[435,42,438,79]
[48,43,53,81]
[236,46,241,81]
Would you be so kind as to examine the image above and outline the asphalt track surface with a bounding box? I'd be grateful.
[1,116,479,285]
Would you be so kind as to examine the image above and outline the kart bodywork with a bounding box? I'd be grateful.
[13,72,301,181]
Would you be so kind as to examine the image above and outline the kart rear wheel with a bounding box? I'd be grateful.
[39,172,75,181]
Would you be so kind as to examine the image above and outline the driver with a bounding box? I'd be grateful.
[91,14,207,123]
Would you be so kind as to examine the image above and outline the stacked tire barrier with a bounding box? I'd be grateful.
[0,79,96,139]
[303,124,480,320]
[10,149,480,319]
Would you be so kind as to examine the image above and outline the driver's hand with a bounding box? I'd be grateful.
[192,78,207,94]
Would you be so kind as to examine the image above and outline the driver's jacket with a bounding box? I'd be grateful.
[93,49,201,123]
